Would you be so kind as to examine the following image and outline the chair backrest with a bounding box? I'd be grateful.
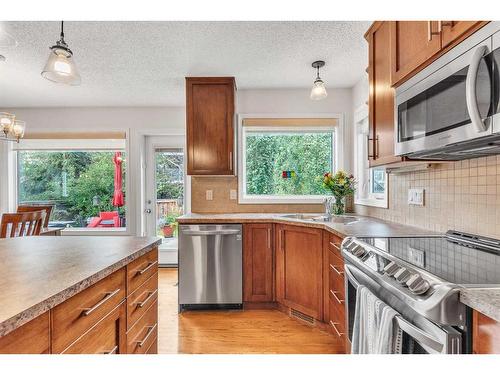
[0,211,46,238]
[17,205,53,228]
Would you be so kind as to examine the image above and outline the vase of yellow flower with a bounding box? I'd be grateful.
[322,170,356,215]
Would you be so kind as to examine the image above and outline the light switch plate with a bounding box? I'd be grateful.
[206,190,213,201]
[408,188,424,206]
[230,189,237,200]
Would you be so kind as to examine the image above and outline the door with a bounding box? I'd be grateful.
[441,21,484,48]
[144,136,188,266]
[243,223,274,302]
[276,224,323,320]
[391,21,442,86]
[367,22,400,166]
[186,77,235,175]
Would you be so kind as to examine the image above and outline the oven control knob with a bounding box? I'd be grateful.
[406,274,431,295]
[383,261,400,277]
[394,267,412,284]
[351,245,366,258]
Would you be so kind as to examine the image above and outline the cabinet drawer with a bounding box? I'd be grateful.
[127,248,158,294]
[127,272,158,330]
[329,250,345,297]
[328,298,346,339]
[327,233,343,258]
[127,299,158,354]
[52,268,126,353]
[146,339,158,354]
[62,302,126,354]
[0,312,50,354]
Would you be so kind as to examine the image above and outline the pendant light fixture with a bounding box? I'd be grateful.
[310,60,327,100]
[0,112,26,142]
[41,21,81,85]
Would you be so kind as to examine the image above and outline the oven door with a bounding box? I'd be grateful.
[395,38,495,157]
[344,263,463,354]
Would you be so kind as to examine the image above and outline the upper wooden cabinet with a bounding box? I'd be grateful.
[390,21,442,85]
[243,224,274,303]
[186,77,235,175]
[366,21,402,167]
[390,21,487,86]
[275,224,323,320]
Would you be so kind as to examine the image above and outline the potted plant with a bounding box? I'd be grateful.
[322,170,356,215]
[159,213,178,238]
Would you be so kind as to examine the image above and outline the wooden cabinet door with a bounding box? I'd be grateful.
[366,22,401,167]
[473,310,500,354]
[243,223,274,302]
[276,224,323,320]
[441,21,484,48]
[186,77,235,175]
[0,312,50,354]
[390,21,442,86]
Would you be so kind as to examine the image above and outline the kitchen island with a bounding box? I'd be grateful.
[0,236,161,354]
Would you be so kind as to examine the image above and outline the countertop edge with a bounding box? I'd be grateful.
[0,238,161,338]
[460,288,500,323]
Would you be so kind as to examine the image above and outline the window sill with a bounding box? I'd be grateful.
[354,198,388,209]
[60,227,129,236]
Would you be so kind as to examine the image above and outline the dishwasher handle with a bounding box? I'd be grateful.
[182,229,241,236]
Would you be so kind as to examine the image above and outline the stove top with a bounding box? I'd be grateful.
[361,231,500,286]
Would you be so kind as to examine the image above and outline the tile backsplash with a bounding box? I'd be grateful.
[355,155,500,239]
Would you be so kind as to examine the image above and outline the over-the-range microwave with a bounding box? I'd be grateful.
[395,22,500,160]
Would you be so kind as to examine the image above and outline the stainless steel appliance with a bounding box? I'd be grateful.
[178,224,243,310]
[342,231,500,354]
[395,22,500,160]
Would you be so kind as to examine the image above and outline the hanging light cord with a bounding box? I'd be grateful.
[60,21,65,42]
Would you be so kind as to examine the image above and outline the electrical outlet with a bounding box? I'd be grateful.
[408,188,424,206]
[206,190,213,201]
[230,189,237,200]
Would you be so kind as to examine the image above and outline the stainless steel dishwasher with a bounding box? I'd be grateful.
[178,224,242,311]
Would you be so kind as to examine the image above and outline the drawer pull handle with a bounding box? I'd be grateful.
[137,289,158,308]
[136,261,158,275]
[330,264,344,276]
[330,289,345,304]
[104,345,118,354]
[137,323,158,348]
[329,242,341,251]
[82,289,121,316]
[329,320,345,337]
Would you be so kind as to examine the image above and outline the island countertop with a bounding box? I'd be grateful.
[0,236,161,338]
[177,213,437,238]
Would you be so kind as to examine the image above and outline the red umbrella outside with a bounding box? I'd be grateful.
[112,152,124,207]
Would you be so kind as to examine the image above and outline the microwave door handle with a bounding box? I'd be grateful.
[466,45,488,132]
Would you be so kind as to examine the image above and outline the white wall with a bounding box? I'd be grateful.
[352,75,369,113]
[237,88,354,172]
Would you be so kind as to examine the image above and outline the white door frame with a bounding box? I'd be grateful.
[143,135,190,237]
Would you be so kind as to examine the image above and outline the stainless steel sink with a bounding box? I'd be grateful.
[278,213,360,224]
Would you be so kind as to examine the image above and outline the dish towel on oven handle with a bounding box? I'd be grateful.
[352,285,403,354]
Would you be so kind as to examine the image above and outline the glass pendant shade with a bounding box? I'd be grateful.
[12,120,26,138]
[0,112,15,135]
[310,79,328,100]
[42,46,81,85]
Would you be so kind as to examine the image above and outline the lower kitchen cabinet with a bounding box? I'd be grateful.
[473,310,500,354]
[276,224,323,320]
[243,223,274,303]
[0,311,50,354]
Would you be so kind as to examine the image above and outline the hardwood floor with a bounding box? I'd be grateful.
[157,268,345,354]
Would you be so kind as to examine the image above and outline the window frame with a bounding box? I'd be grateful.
[237,113,344,204]
[353,105,388,208]
[11,137,131,235]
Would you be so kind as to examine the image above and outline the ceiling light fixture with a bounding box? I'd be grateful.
[41,21,81,86]
[0,112,26,142]
[310,60,327,101]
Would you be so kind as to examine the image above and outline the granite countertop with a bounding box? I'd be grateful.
[0,236,161,338]
[460,288,500,322]
[177,213,437,238]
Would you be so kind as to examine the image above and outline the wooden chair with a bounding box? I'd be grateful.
[17,205,53,228]
[0,211,46,238]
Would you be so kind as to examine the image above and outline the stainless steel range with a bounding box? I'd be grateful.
[341,231,500,354]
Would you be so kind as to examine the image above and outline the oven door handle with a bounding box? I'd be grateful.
[344,264,445,354]
[465,44,488,133]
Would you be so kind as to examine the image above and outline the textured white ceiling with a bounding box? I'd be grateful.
[0,21,371,107]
